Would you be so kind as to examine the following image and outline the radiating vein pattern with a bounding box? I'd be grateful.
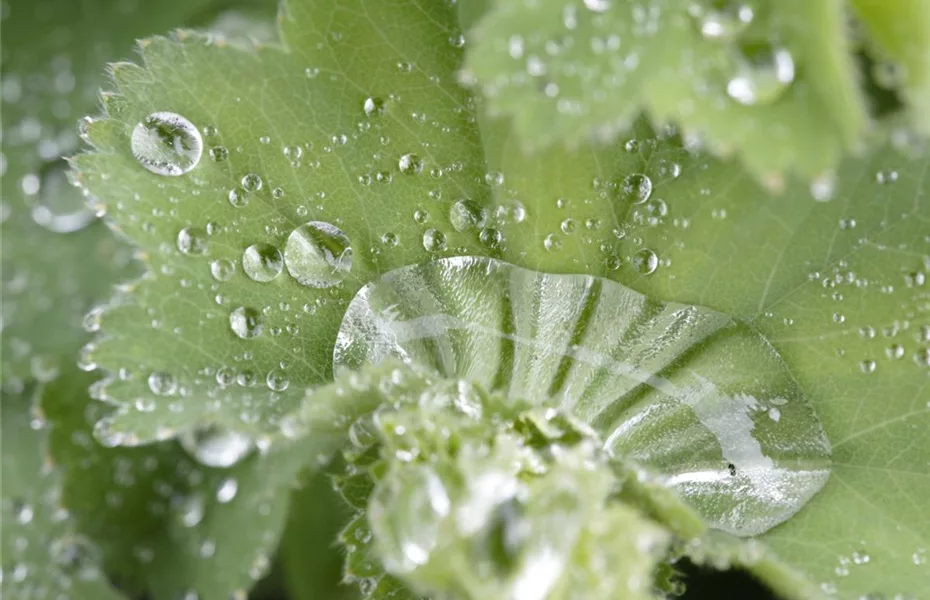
[334,256,832,536]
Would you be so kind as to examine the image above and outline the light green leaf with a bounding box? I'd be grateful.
[464,0,867,183]
[850,0,930,134]
[43,364,317,600]
[1,384,126,600]
[73,0,487,442]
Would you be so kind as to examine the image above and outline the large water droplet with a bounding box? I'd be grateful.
[131,112,203,176]
[284,221,353,288]
[726,44,795,106]
[229,306,264,339]
[242,243,284,282]
[180,425,253,468]
[30,160,96,233]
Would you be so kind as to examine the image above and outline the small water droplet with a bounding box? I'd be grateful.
[266,369,289,391]
[543,233,561,252]
[178,494,204,528]
[131,112,203,176]
[180,425,253,468]
[228,188,249,207]
[726,44,795,106]
[284,222,353,288]
[399,153,423,175]
[381,232,399,247]
[209,146,228,161]
[229,306,264,339]
[422,229,446,252]
[363,97,385,116]
[216,478,238,503]
[177,227,209,255]
[147,371,178,396]
[631,248,658,274]
[860,359,877,374]
[448,199,486,232]
[241,173,263,191]
[689,2,754,40]
[210,259,236,282]
[242,243,284,282]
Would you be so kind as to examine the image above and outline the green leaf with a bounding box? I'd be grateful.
[1,384,126,600]
[850,0,930,134]
[464,0,867,183]
[73,0,488,442]
[43,364,317,600]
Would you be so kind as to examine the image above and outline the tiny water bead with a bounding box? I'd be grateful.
[284,221,353,288]
[726,43,795,106]
[130,111,203,176]
[147,371,178,396]
[631,248,658,275]
[448,199,487,232]
[422,229,447,252]
[229,306,264,339]
[177,227,209,256]
[398,153,423,175]
[179,425,254,468]
[242,243,284,282]
[334,257,832,536]
[620,173,653,204]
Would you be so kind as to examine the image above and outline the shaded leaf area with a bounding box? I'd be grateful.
[1,384,126,600]
[44,365,317,600]
[74,0,488,442]
[464,0,865,183]
[850,0,930,135]
[0,0,272,383]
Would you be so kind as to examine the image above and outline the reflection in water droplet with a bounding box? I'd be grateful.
[284,221,353,288]
[242,243,284,282]
[30,160,97,233]
[726,45,795,106]
[131,112,203,176]
[180,425,253,468]
[229,306,264,339]
[147,371,178,396]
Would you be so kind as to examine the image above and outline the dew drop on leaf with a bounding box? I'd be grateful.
[726,44,795,106]
[422,229,447,252]
[399,153,423,175]
[449,199,487,232]
[229,306,264,339]
[631,248,658,275]
[210,259,236,282]
[177,227,209,255]
[242,243,284,282]
[283,221,353,288]
[620,173,652,204]
[363,96,385,116]
[130,111,203,176]
[179,425,254,468]
[241,173,263,191]
[334,257,833,536]
[216,478,238,503]
[147,371,178,396]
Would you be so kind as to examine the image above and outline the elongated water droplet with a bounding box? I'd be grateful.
[180,425,253,468]
[242,243,283,282]
[284,221,353,288]
[131,112,203,176]
[727,44,795,106]
[229,306,264,339]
